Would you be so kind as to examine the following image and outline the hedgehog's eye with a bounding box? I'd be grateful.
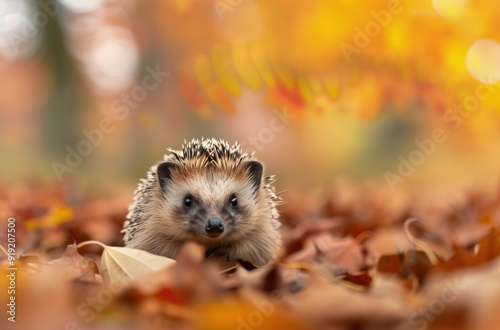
[230,195,238,207]
[184,196,193,207]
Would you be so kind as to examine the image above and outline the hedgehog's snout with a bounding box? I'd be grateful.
[205,217,224,237]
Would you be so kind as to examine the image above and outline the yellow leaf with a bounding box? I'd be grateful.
[25,205,74,230]
[322,76,340,100]
[297,76,313,103]
[194,55,213,87]
[250,43,276,87]
[306,75,323,94]
[272,63,295,89]
[232,44,261,90]
[211,43,241,95]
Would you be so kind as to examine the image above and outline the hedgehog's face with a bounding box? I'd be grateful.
[156,160,264,240]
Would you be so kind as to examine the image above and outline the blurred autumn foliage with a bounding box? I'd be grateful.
[1,0,500,329]
[169,0,500,116]
[0,0,500,188]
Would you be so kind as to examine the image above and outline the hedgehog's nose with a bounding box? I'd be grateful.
[205,218,224,237]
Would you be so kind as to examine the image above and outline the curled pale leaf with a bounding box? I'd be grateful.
[77,240,176,285]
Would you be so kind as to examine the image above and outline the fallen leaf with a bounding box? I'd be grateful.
[195,294,307,330]
[77,240,176,284]
[285,272,411,329]
[286,232,365,272]
[377,249,434,287]
[434,228,500,272]
[338,271,373,289]
[48,243,99,282]
[25,204,74,230]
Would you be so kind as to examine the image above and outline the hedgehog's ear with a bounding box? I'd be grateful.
[245,161,263,194]
[157,162,178,193]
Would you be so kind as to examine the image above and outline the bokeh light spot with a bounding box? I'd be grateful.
[432,0,468,20]
[466,39,500,84]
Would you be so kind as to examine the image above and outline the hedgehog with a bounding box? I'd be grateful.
[121,138,281,267]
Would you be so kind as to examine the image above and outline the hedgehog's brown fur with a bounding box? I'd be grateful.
[122,138,281,266]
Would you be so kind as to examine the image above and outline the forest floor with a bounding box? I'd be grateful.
[1,182,499,330]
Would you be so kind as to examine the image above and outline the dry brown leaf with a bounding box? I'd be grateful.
[417,258,500,330]
[286,232,365,272]
[77,240,176,284]
[48,243,100,282]
[195,295,307,330]
[377,249,434,290]
[431,228,500,273]
[285,272,411,329]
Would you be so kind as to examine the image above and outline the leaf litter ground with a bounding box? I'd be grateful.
[0,183,499,330]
